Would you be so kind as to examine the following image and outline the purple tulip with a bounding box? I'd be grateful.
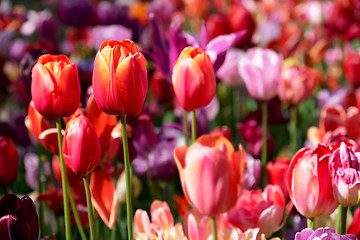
[239,47,283,101]
[329,142,360,206]
[0,194,39,240]
[295,228,357,240]
[216,48,245,86]
[317,87,350,109]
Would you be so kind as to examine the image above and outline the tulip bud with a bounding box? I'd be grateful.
[239,47,283,101]
[92,40,148,117]
[172,47,216,111]
[0,137,19,186]
[287,144,338,218]
[0,194,39,240]
[63,113,101,175]
[31,54,81,118]
[329,142,360,207]
[174,135,246,216]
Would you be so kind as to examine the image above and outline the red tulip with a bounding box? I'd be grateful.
[172,47,216,111]
[31,54,80,118]
[347,207,360,238]
[174,135,246,216]
[266,157,291,201]
[0,137,19,186]
[344,52,360,88]
[92,40,148,117]
[287,144,338,218]
[62,113,101,175]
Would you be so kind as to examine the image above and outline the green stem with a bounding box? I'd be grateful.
[191,111,196,143]
[38,155,46,237]
[183,111,189,146]
[290,105,298,151]
[120,116,134,240]
[261,102,268,189]
[67,182,87,240]
[336,205,347,234]
[84,175,96,240]
[211,217,218,240]
[113,157,118,185]
[307,218,314,229]
[56,117,71,240]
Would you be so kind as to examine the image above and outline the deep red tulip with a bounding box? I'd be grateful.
[174,135,246,216]
[227,4,255,46]
[0,137,19,186]
[0,194,39,240]
[63,113,101,175]
[31,54,80,118]
[172,47,216,111]
[92,40,148,117]
[287,144,338,218]
[344,52,360,88]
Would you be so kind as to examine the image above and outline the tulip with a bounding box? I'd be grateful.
[295,228,357,240]
[343,52,360,88]
[31,54,80,118]
[172,47,216,111]
[92,39,148,117]
[0,137,19,186]
[329,142,360,207]
[134,200,186,239]
[62,113,101,176]
[225,185,286,237]
[174,134,246,217]
[278,65,319,105]
[287,144,338,219]
[267,157,291,201]
[238,47,283,101]
[0,194,39,240]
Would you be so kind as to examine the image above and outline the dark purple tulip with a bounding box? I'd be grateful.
[20,49,48,97]
[56,0,95,27]
[295,228,357,240]
[96,2,130,26]
[0,194,39,240]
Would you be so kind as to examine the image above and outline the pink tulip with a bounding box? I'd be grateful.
[287,144,338,218]
[277,66,319,105]
[134,200,186,239]
[225,185,286,237]
[174,135,246,217]
[238,47,283,101]
[329,142,360,207]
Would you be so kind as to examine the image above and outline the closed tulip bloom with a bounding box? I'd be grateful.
[31,54,80,118]
[287,144,338,218]
[92,39,148,117]
[172,47,216,111]
[63,113,101,176]
[0,137,19,186]
[0,194,39,240]
[239,47,283,101]
[174,135,246,217]
[328,142,360,207]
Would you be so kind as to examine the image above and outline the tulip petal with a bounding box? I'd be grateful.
[90,167,119,229]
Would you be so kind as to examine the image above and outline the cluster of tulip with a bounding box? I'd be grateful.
[1,0,360,239]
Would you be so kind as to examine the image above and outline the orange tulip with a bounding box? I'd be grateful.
[174,135,246,216]
[172,47,216,111]
[31,54,80,118]
[92,40,148,117]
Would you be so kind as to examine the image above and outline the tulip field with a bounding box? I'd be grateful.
[1,0,360,239]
